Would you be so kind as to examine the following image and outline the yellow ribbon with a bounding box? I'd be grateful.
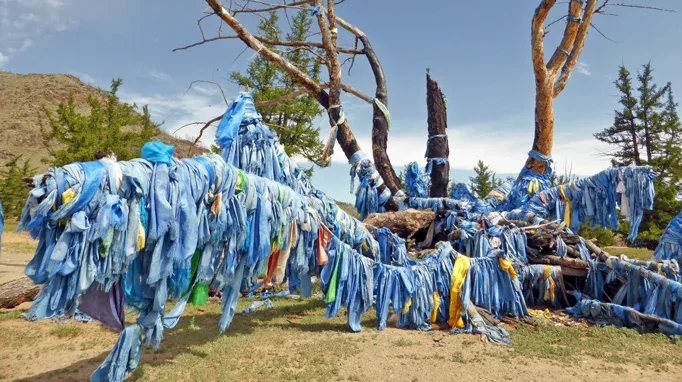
[559,185,572,227]
[62,188,76,204]
[543,265,556,302]
[136,222,146,251]
[402,298,412,314]
[498,256,517,279]
[447,255,471,328]
[527,179,540,194]
[528,309,552,319]
[429,292,441,323]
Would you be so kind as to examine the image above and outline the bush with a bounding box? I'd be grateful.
[578,225,615,247]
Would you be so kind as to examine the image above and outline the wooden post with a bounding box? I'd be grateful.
[425,70,450,197]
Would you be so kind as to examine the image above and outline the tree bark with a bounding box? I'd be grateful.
[336,17,401,195]
[526,0,597,174]
[425,70,449,197]
[0,277,40,309]
[364,209,435,239]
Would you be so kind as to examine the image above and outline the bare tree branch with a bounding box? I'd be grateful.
[545,14,567,30]
[339,83,371,103]
[590,21,618,42]
[608,3,674,12]
[554,0,598,97]
[188,114,223,156]
[232,0,313,14]
[546,0,584,76]
[173,121,209,135]
[173,36,238,52]
[174,34,363,54]
[185,80,230,106]
[531,0,556,86]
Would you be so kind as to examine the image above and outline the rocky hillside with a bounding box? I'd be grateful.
[0,71,201,171]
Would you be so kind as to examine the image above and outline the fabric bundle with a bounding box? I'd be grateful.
[567,299,682,336]
[521,166,657,242]
[405,161,430,198]
[601,256,682,324]
[449,183,477,203]
[652,210,682,264]
[508,150,554,210]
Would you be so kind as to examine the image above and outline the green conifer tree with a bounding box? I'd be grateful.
[0,156,36,218]
[41,79,159,167]
[230,11,325,167]
[469,160,499,198]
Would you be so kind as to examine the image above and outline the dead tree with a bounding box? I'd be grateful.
[524,0,672,175]
[425,70,449,197]
[178,0,399,209]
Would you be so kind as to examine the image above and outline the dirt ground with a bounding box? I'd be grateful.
[0,228,36,284]
[2,228,681,381]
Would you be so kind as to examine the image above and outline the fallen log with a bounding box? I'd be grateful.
[0,277,40,309]
[527,255,589,270]
[364,209,435,239]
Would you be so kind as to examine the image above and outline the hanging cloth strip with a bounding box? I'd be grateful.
[321,104,346,161]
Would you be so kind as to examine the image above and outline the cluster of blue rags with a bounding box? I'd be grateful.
[9,92,682,382]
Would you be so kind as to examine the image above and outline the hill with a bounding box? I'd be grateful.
[0,71,201,171]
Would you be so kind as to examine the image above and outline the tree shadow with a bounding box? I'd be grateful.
[17,298,368,381]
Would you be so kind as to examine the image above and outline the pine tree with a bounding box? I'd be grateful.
[469,160,499,198]
[230,11,325,167]
[594,66,641,166]
[0,156,36,218]
[595,63,682,243]
[637,63,669,163]
[41,79,159,167]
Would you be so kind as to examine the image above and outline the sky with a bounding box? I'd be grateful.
[1,0,681,202]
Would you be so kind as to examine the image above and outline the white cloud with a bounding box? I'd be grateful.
[0,0,80,61]
[322,120,612,178]
[119,88,229,144]
[19,39,33,51]
[577,62,592,76]
[0,52,8,67]
[147,69,174,83]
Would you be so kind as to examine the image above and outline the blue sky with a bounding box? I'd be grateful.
[1,0,681,202]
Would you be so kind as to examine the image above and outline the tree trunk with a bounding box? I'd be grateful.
[335,17,401,196]
[425,70,449,197]
[0,277,40,309]
[630,119,641,165]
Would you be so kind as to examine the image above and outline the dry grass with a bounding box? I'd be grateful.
[2,297,682,381]
[605,246,654,261]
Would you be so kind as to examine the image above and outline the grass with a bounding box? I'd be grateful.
[125,297,367,382]
[50,324,83,339]
[0,311,23,321]
[605,246,654,261]
[4,289,682,380]
[392,338,418,347]
[451,351,467,363]
[510,322,682,369]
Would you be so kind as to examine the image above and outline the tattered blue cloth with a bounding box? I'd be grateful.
[652,210,682,264]
[141,140,174,165]
[567,299,682,336]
